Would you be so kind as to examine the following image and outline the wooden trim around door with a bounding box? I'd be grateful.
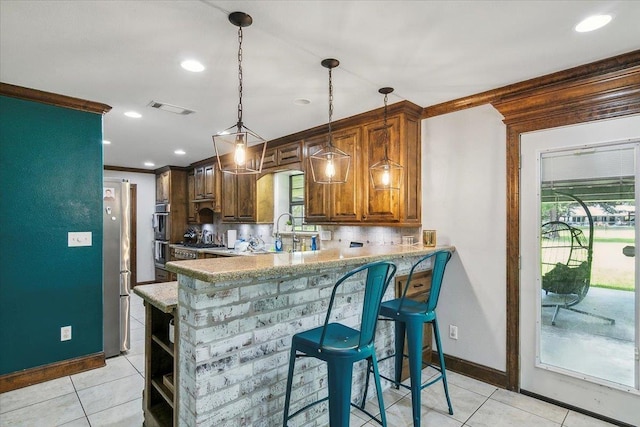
[0,352,105,393]
[421,49,640,392]
[493,57,640,391]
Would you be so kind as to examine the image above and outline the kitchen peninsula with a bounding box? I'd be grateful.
[162,244,454,426]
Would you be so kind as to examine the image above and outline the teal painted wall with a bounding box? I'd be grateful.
[0,95,103,375]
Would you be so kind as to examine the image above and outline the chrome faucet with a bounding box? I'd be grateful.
[275,212,299,252]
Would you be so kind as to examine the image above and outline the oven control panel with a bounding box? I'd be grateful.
[173,249,198,260]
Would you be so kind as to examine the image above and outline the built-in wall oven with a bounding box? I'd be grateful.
[153,203,170,268]
[154,240,169,267]
[153,203,170,241]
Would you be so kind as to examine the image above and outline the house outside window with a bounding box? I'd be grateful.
[289,174,316,232]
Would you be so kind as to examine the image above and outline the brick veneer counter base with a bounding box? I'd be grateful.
[166,245,454,426]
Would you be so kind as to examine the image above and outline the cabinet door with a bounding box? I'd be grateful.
[194,166,205,199]
[220,159,238,222]
[261,147,278,170]
[329,127,361,222]
[204,164,215,199]
[187,173,197,223]
[362,116,401,223]
[213,164,222,213]
[155,174,163,203]
[395,269,433,380]
[402,115,421,224]
[236,158,256,222]
[304,136,330,222]
[278,142,302,165]
[156,171,170,203]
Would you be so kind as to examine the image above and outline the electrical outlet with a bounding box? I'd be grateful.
[319,230,331,241]
[61,326,72,341]
[449,325,458,340]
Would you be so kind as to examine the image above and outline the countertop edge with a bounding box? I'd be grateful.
[165,245,455,283]
[133,281,178,313]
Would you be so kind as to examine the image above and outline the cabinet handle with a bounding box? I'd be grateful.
[413,283,425,288]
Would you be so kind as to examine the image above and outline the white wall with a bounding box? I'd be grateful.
[103,170,156,283]
[422,104,507,371]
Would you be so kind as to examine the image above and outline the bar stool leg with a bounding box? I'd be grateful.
[393,320,406,387]
[405,319,424,427]
[282,347,297,426]
[433,317,453,415]
[327,360,354,426]
[370,353,388,427]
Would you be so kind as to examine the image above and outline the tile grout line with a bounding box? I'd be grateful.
[69,374,91,426]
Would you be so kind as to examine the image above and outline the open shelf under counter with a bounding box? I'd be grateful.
[133,281,178,427]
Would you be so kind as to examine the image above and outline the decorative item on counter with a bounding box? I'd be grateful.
[227,230,237,249]
[423,230,437,247]
[311,235,317,251]
[275,235,283,252]
[402,235,415,246]
[301,238,307,251]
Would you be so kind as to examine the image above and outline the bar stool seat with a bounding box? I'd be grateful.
[363,250,453,427]
[282,261,397,427]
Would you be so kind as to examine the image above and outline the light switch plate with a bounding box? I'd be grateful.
[319,231,331,241]
[68,232,92,247]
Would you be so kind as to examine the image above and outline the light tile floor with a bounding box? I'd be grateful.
[0,292,620,427]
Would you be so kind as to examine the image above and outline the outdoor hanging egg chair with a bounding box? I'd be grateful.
[540,193,615,326]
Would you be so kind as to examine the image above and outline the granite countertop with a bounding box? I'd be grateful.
[165,245,455,283]
[133,281,178,313]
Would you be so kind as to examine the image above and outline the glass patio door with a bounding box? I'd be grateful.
[520,116,640,426]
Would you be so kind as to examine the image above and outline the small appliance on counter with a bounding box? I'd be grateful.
[183,227,198,245]
[227,230,237,249]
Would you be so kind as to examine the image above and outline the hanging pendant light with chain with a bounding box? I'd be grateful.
[213,12,267,175]
[309,59,351,184]
[369,87,403,190]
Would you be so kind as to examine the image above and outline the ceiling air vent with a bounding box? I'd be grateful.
[147,101,195,115]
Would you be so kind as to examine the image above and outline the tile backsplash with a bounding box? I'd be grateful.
[198,217,421,251]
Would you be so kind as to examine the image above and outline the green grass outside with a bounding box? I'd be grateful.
[584,227,635,291]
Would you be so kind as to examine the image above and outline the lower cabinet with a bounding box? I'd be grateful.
[143,302,177,426]
[154,267,175,283]
[395,269,433,381]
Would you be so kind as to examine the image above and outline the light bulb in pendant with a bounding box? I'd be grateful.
[381,169,390,186]
[325,158,336,179]
[234,135,246,166]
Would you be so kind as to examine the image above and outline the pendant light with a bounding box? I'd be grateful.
[213,11,267,175]
[309,58,350,184]
[369,87,402,190]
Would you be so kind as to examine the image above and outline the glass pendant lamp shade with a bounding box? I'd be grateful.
[213,123,267,174]
[309,144,351,184]
[369,87,402,190]
[309,58,350,184]
[213,11,267,175]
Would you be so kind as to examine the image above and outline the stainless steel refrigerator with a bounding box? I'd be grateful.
[103,178,131,357]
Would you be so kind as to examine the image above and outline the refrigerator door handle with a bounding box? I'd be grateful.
[120,270,131,296]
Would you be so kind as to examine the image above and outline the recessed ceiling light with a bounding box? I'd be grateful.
[293,98,311,105]
[124,111,142,118]
[144,161,155,167]
[575,14,612,32]
[174,149,186,155]
[102,139,111,145]
[181,59,205,72]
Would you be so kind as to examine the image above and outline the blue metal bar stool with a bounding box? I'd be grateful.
[282,261,397,427]
[363,250,453,427]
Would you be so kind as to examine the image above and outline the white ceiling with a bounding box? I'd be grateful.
[1,1,639,170]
